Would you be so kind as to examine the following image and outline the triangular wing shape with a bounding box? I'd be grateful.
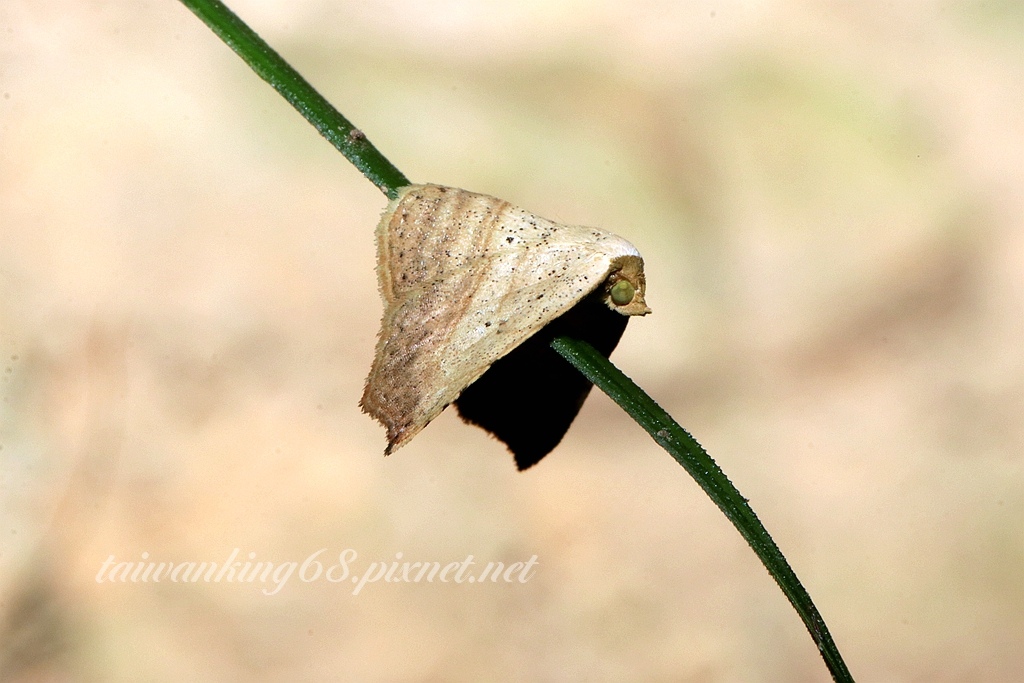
[361,184,650,455]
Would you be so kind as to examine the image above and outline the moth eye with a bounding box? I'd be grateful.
[610,279,635,306]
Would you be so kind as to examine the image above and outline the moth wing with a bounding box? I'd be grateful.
[361,184,642,453]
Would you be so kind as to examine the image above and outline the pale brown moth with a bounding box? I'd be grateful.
[361,184,650,469]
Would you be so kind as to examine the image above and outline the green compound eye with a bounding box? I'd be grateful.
[610,279,635,306]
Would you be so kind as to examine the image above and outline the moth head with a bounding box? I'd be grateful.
[602,255,651,316]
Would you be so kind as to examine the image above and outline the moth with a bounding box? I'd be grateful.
[361,184,650,469]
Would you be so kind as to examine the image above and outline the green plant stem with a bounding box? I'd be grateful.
[551,336,853,682]
[178,0,409,199]
[177,1,854,681]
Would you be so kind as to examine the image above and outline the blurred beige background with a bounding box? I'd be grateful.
[2,1,1023,681]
